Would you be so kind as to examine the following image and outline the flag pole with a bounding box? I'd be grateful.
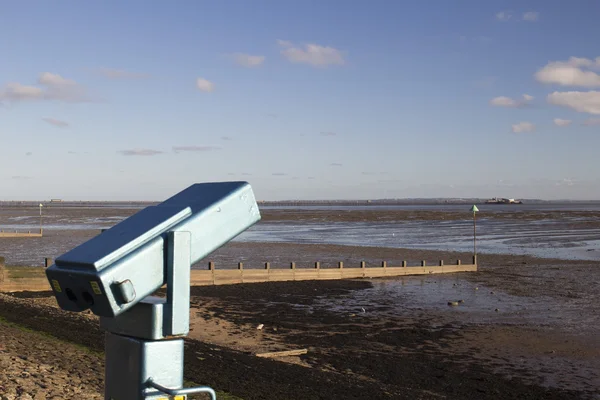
[470,205,479,264]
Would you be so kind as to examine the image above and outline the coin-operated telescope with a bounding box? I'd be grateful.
[46,182,261,400]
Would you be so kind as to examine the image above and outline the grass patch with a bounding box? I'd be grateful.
[5,266,46,279]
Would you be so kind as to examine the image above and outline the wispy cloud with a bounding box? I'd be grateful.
[490,94,534,108]
[522,11,539,21]
[272,172,287,176]
[172,145,221,153]
[118,149,164,156]
[496,11,512,21]
[583,118,600,126]
[221,136,233,141]
[307,176,316,180]
[555,178,576,187]
[277,40,345,67]
[196,78,215,92]
[241,173,252,176]
[96,68,149,79]
[535,57,600,88]
[330,163,343,167]
[25,152,32,156]
[496,10,539,22]
[553,118,572,127]
[361,171,376,175]
[42,117,69,128]
[12,175,32,180]
[0,72,90,103]
[320,131,337,136]
[68,151,77,154]
[229,53,265,68]
[511,121,535,133]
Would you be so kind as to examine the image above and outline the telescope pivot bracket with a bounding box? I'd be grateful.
[103,231,215,400]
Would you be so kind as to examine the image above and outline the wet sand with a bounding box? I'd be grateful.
[0,242,598,399]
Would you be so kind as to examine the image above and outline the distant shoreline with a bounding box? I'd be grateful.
[2,199,600,207]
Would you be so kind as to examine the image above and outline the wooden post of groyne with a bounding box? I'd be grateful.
[45,258,53,268]
[0,256,5,284]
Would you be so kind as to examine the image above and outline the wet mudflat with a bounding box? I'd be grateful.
[1,243,598,399]
[2,204,600,265]
[0,205,598,398]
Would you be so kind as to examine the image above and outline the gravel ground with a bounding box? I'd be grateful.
[0,318,103,399]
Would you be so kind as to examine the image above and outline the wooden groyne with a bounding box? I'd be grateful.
[191,258,477,286]
[0,229,43,238]
[0,257,477,292]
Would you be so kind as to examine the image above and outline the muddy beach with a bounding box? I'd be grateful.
[3,204,600,266]
[1,242,599,399]
[0,204,599,398]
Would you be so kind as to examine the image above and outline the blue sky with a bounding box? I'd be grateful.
[2,0,600,200]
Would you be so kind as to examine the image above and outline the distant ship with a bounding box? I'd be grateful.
[485,197,523,204]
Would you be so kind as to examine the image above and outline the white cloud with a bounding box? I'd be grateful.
[277,40,345,67]
[490,94,533,107]
[496,11,512,21]
[1,83,44,101]
[38,72,75,86]
[231,53,265,68]
[196,78,215,92]
[522,12,539,21]
[583,118,600,126]
[496,11,539,22]
[172,145,221,153]
[118,149,164,156]
[42,117,69,128]
[0,72,89,103]
[547,91,600,115]
[535,57,600,88]
[511,121,535,133]
[556,178,575,187]
[490,96,518,107]
[97,68,148,79]
[553,118,572,127]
